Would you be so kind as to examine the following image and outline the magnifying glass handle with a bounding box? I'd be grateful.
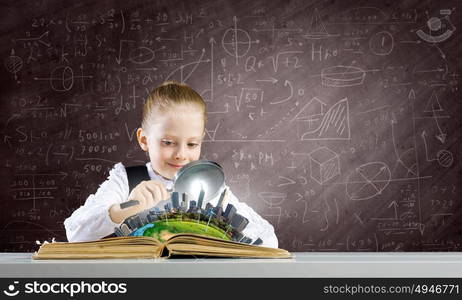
[119,194,174,210]
[119,200,140,209]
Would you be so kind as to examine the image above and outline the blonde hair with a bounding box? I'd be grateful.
[142,81,207,130]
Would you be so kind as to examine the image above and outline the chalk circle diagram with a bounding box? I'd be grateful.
[34,66,74,92]
[346,162,391,201]
[258,192,286,207]
[321,65,366,87]
[128,46,155,64]
[416,9,456,43]
[437,150,453,168]
[369,31,394,56]
[222,17,253,62]
[4,49,23,81]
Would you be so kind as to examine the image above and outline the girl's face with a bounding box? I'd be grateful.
[137,104,205,180]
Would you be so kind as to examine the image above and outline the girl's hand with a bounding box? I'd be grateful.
[127,180,170,210]
[109,180,170,223]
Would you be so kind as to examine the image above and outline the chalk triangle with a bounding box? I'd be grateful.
[424,91,443,113]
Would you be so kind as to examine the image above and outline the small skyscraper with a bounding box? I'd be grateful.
[197,186,205,210]
[224,204,236,221]
[171,192,179,209]
[180,193,188,211]
[230,214,249,232]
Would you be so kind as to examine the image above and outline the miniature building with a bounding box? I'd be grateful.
[205,202,213,211]
[171,192,179,209]
[217,189,226,208]
[240,236,253,244]
[252,238,263,246]
[230,214,249,232]
[224,204,236,221]
[180,193,188,210]
[214,206,223,220]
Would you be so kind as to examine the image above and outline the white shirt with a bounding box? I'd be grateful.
[64,162,278,248]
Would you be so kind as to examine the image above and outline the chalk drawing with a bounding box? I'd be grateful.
[346,162,391,201]
[292,97,350,140]
[309,146,341,185]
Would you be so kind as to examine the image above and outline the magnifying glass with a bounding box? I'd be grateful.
[119,160,226,210]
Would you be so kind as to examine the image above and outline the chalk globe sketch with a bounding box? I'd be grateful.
[129,46,155,64]
[346,162,391,201]
[222,25,251,59]
[437,150,453,168]
[4,53,23,75]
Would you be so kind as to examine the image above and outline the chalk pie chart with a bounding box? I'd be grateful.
[321,65,366,87]
[346,162,391,200]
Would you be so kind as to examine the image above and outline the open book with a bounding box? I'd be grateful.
[32,233,291,259]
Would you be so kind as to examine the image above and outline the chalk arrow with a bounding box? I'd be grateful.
[256,77,278,84]
[436,133,447,144]
[419,223,425,235]
[277,176,296,187]
[387,200,398,220]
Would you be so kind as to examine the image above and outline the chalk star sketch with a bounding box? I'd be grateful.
[346,162,391,201]
[292,97,350,140]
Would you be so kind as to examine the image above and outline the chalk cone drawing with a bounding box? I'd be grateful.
[258,192,286,225]
[346,162,391,201]
[258,192,286,207]
[304,8,339,39]
[321,65,366,87]
[423,91,448,144]
[292,97,350,140]
[424,90,444,113]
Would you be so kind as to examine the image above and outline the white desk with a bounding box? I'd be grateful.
[1,252,462,277]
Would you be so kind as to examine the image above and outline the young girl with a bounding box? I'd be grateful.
[64,81,278,248]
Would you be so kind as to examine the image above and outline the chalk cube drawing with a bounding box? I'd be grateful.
[309,147,340,184]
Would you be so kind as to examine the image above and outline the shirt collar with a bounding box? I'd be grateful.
[145,162,174,191]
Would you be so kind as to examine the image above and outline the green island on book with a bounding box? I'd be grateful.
[130,213,233,242]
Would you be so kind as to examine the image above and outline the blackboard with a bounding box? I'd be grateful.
[1,0,461,252]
